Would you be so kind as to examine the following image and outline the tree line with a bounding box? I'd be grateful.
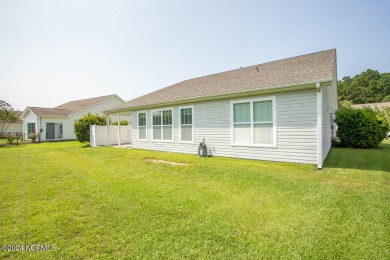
[336,69,390,148]
[338,69,390,105]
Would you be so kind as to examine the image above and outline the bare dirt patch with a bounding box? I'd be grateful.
[146,159,188,166]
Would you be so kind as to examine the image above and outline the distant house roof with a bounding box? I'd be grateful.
[28,107,72,117]
[54,95,116,114]
[109,49,336,111]
[21,94,120,118]
[351,101,390,110]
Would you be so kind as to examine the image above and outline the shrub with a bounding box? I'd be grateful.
[112,120,129,125]
[28,132,38,143]
[338,100,353,109]
[6,134,15,144]
[335,107,390,148]
[74,113,106,143]
[383,107,390,125]
[382,95,390,102]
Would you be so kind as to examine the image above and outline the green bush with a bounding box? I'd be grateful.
[28,132,37,143]
[112,120,129,125]
[382,95,390,102]
[6,134,15,144]
[383,107,390,125]
[74,113,106,143]
[335,108,389,148]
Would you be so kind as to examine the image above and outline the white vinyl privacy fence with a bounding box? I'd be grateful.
[90,125,131,147]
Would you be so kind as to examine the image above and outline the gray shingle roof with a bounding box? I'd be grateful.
[54,95,115,113]
[26,95,116,117]
[28,107,72,117]
[352,101,390,109]
[112,49,336,111]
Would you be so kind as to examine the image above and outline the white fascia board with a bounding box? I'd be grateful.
[20,108,37,119]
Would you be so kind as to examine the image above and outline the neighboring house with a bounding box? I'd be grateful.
[20,95,125,141]
[351,101,390,110]
[2,111,23,136]
[106,49,338,169]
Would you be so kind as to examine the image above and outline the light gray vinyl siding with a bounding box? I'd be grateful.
[322,85,333,163]
[131,89,318,164]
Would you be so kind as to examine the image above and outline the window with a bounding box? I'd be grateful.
[152,109,173,141]
[46,123,63,140]
[180,106,193,142]
[232,97,276,146]
[233,102,251,144]
[152,111,162,140]
[27,123,36,134]
[138,112,147,140]
[253,100,273,144]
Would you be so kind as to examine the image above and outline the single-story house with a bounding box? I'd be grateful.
[20,94,125,141]
[351,101,390,110]
[106,49,338,169]
[2,111,23,136]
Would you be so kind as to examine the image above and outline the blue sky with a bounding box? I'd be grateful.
[1,0,389,110]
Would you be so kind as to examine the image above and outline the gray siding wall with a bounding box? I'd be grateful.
[322,85,333,163]
[131,89,319,164]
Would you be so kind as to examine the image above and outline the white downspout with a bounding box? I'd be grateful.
[316,82,323,170]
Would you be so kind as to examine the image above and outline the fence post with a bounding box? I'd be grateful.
[117,115,121,147]
[90,125,96,147]
[106,115,110,146]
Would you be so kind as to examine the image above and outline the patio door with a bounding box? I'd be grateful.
[46,123,55,140]
[46,123,63,140]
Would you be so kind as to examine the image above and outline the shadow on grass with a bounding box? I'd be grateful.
[324,141,390,172]
[0,142,33,148]
[0,144,23,149]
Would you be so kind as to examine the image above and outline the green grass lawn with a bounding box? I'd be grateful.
[1,141,389,259]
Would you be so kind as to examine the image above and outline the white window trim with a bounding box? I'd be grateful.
[46,122,63,140]
[151,107,174,143]
[27,122,36,133]
[137,111,147,141]
[230,96,277,147]
[179,105,195,144]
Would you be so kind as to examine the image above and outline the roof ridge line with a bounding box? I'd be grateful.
[28,106,72,111]
[168,49,336,84]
